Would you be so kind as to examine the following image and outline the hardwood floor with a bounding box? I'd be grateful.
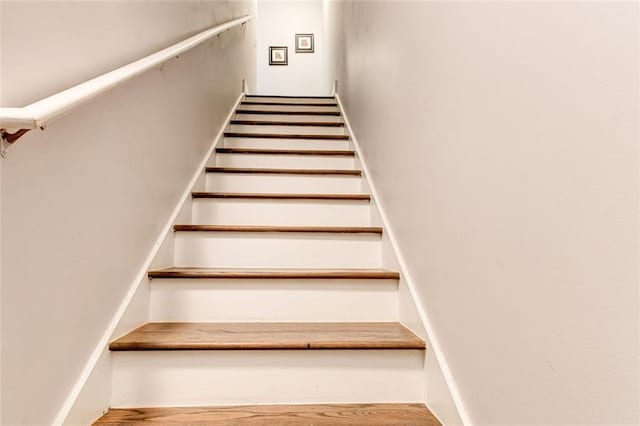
[109,322,426,351]
[235,110,342,116]
[245,95,336,99]
[172,225,383,234]
[94,403,441,425]
[224,132,349,140]
[229,120,345,127]
[190,192,371,200]
[240,101,339,106]
[215,147,355,156]
[147,267,400,280]
[205,167,362,175]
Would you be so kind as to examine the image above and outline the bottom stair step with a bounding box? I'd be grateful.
[94,403,441,425]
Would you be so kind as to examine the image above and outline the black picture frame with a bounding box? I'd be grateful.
[295,34,314,53]
[269,46,288,65]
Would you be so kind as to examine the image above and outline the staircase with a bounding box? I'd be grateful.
[94,95,440,424]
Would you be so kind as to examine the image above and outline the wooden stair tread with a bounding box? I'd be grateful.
[191,192,370,200]
[148,268,399,280]
[109,322,426,351]
[236,110,341,116]
[94,403,440,425]
[230,120,345,127]
[246,95,336,99]
[224,132,349,140]
[241,101,338,107]
[216,147,354,156]
[173,225,383,234]
[205,167,361,176]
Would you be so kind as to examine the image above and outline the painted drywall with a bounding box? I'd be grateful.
[257,0,330,95]
[0,4,3,421]
[340,95,463,425]
[0,1,256,424]
[325,1,639,424]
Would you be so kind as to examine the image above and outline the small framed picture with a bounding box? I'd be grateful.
[295,34,314,53]
[269,46,288,65]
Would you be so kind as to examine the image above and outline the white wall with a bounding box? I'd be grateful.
[257,0,330,96]
[0,4,3,421]
[0,1,256,424]
[325,1,639,424]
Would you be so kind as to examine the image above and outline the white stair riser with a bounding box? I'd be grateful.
[239,104,339,113]
[111,350,425,407]
[244,97,336,104]
[174,232,382,268]
[213,153,355,169]
[229,124,347,135]
[149,278,398,322]
[222,137,351,150]
[192,199,371,226]
[235,113,343,123]
[205,173,363,193]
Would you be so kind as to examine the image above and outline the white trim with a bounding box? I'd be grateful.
[0,16,252,130]
[52,91,246,426]
[336,93,473,426]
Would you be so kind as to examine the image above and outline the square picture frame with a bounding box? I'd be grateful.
[295,34,314,53]
[269,46,288,65]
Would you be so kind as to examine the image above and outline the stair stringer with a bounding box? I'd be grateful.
[336,93,469,426]
[58,91,246,426]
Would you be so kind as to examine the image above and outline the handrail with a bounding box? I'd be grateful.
[0,15,252,145]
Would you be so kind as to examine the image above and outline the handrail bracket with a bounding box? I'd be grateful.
[1,128,30,157]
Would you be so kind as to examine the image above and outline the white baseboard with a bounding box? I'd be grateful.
[335,93,471,426]
[54,91,246,426]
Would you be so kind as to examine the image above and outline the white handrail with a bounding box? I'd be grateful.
[0,15,252,131]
